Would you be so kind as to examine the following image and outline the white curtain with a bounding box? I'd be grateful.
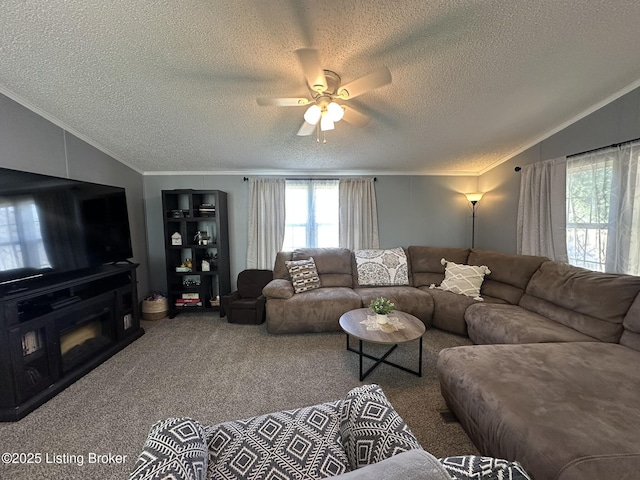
[516,157,568,261]
[338,178,379,250]
[608,141,640,274]
[567,141,640,274]
[246,178,286,270]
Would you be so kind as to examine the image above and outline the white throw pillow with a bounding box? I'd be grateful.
[432,258,491,301]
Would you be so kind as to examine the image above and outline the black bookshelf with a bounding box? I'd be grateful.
[161,190,231,318]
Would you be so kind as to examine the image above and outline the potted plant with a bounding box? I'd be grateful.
[369,297,395,324]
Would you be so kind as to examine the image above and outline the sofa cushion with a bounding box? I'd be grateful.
[433,258,490,301]
[465,303,599,344]
[208,401,349,480]
[340,384,423,470]
[266,287,363,334]
[408,246,470,288]
[285,257,321,293]
[273,251,294,280]
[521,261,640,342]
[439,455,531,480]
[355,286,434,327]
[437,342,640,480]
[468,249,547,304]
[620,293,640,351]
[129,417,209,480]
[293,248,354,287]
[418,287,493,336]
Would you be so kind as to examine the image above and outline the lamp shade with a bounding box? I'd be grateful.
[464,192,484,203]
[320,114,335,131]
[303,104,322,125]
[326,102,344,122]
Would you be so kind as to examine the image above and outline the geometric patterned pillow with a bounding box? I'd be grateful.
[339,384,423,470]
[439,455,532,480]
[285,257,321,294]
[207,400,349,479]
[432,258,491,301]
[129,417,208,480]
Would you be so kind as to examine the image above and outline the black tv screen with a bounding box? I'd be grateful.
[0,167,133,288]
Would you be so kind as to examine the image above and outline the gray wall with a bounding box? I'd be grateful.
[143,174,479,293]
[477,87,640,253]
[0,93,148,297]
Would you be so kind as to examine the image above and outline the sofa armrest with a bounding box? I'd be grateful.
[129,417,208,480]
[328,450,451,480]
[262,279,294,299]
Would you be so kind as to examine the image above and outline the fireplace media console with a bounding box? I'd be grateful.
[0,263,143,421]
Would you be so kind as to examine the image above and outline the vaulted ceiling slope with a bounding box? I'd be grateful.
[1,1,640,175]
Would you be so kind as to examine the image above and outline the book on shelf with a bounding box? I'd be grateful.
[175,298,201,304]
[175,301,203,307]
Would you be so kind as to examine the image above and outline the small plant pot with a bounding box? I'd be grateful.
[376,313,389,325]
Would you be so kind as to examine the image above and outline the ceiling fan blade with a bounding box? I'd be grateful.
[297,121,316,136]
[257,97,310,107]
[341,106,371,127]
[337,66,392,100]
[295,48,327,92]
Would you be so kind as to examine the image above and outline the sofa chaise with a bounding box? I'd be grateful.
[438,261,640,480]
[130,384,531,480]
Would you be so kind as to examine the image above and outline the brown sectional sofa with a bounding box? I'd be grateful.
[263,246,640,479]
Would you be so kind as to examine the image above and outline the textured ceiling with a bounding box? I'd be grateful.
[1,1,640,175]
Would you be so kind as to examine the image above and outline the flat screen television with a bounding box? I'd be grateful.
[0,167,133,290]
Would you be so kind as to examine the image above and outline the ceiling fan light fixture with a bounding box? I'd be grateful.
[320,114,335,131]
[303,104,322,125]
[327,102,345,122]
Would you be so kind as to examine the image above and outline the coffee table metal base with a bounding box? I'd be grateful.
[346,335,423,381]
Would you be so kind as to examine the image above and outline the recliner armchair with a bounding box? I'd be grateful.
[221,269,273,324]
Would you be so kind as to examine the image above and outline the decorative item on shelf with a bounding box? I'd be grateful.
[210,295,220,307]
[194,230,210,246]
[197,203,216,217]
[183,278,201,287]
[170,209,188,218]
[171,232,182,246]
[463,192,485,249]
[201,259,210,271]
[369,297,395,325]
[176,258,193,272]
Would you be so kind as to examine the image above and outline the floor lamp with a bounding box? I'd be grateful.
[464,192,484,248]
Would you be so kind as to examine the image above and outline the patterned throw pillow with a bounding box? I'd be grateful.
[285,257,321,293]
[339,384,423,470]
[439,455,532,480]
[354,248,409,286]
[431,258,491,301]
[207,401,349,480]
[129,417,209,480]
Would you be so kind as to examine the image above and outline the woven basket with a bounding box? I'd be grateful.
[142,298,169,320]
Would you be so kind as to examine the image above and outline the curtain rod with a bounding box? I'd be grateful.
[243,177,377,181]
[566,136,640,158]
[514,136,640,172]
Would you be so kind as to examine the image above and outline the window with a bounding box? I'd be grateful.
[565,140,640,275]
[282,180,339,250]
[566,159,611,271]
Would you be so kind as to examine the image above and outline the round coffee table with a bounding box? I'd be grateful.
[339,308,426,381]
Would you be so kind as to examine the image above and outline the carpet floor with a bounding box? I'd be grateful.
[0,313,478,479]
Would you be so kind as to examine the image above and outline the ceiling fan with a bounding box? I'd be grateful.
[257,49,392,138]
